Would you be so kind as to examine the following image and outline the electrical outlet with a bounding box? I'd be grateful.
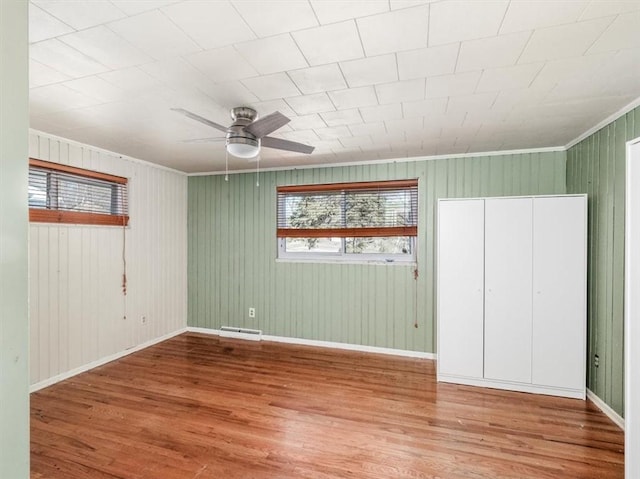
[594,354,600,368]
[141,315,147,325]
[248,307,255,318]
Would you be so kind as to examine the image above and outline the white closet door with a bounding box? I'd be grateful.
[484,198,533,384]
[532,196,586,390]
[437,199,485,379]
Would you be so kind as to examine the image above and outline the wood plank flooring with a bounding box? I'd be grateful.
[31,333,624,478]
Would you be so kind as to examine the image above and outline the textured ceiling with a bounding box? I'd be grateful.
[29,0,640,173]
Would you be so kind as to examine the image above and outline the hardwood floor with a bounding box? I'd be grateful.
[31,333,624,478]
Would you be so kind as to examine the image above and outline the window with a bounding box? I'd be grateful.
[277,179,418,262]
[29,158,129,226]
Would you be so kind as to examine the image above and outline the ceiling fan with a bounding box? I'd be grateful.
[172,107,315,159]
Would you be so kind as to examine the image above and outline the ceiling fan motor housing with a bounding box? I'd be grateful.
[226,107,259,157]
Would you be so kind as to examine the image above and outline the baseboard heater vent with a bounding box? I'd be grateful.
[219,326,262,341]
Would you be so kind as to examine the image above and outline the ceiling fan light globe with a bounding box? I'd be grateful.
[226,139,260,158]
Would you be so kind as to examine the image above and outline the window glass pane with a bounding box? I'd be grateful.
[28,169,47,208]
[58,177,113,214]
[284,237,342,253]
[344,237,412,254]
[345,189,415,228]
[283,193,342,229]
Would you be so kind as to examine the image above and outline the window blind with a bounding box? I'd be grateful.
[277,179,418,238]
[29,158,129,226]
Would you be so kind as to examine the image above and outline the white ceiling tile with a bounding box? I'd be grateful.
[446,92,498,113]
[29,3,74,43]
[320,109,363,126]
[234,34,307,75]
[33,0,126,30]
[287,114,327,130]
[199,81,260,109]
[530,52,614,90]
[402,97,448,118]
[456,32,530,73]
[161,1,255,50]
[359,103,403,122]
[30,39,109,78]
[249,99,297,118]
[107,10,201,60]
[186,46,258,83]
[588,11,640,53]
[58,26,152,70]
[110,0,178,16]
[328,86,378,110]
[491,85,553,111]
[30,83,102,114]
[339,135,373,148]
[429,1,509,46]
[426,71,480,98]
[140,58,211,90]
[518,17,614,63]
[397,43,459,80]
[63,76,125,102]
[29,59,70,88]
[581,0,640,19]
[99,67,162,93]
[280,129,320,144]
[348,121,386,137]
[375,79,425,104]
[385,117,424,133]
[357,5,429,56]
[232,1,318,37]
[292,21,364,66]
[315,126,352,140]
[242,72,300,101]
[476,62,544,92]
[285,93,335,115]
[310,0,388,24]
[390,1,437,10]
[500,1,589,34]
[288,64,347,95]
[340,54,398,88]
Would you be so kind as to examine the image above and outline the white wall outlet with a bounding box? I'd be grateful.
[141,315,147,324]
[248,307,255,318]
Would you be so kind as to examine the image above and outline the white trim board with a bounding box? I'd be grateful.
[29,328,187,393]
[587,389,625,430]
[186,327,435,359]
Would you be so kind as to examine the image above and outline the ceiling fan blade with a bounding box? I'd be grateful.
[182,137,226,144]
[244,111,290,138]
[171,108,228,133]
[262,136,315,154]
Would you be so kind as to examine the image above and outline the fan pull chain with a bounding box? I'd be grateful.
[225,149,229,181]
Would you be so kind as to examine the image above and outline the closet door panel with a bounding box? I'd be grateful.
[484,198,533,384]
[532,196,586,390]
[437,200,485,379]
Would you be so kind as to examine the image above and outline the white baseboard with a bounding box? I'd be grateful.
[186,326,436,359]
[586,388,625,430]
[30,328,188,393]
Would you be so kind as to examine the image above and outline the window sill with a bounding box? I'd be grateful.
[276,258,417,266]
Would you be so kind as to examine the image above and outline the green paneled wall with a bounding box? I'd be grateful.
[567,105,640,417]
[188,150,566,353]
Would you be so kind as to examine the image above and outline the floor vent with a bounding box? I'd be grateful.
[219,326,262,341]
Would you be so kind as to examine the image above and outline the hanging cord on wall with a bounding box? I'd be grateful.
[413,266,419,328]
[121,193,127,297]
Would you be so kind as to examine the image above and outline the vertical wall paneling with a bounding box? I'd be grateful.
[28,131,188,386]
[567,105,640,417]
[188,151,567,354]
